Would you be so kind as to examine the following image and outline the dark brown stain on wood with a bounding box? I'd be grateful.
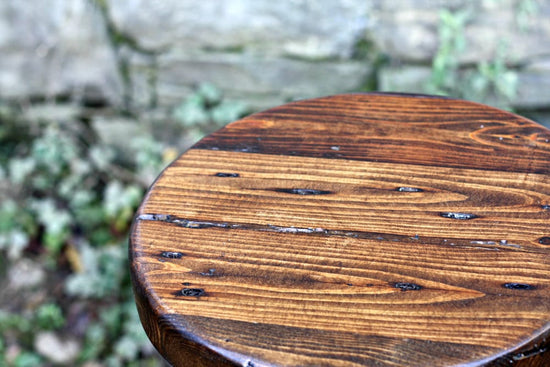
[161,251,184,259]
[503,283,536,290]
[393,282,423,291]
[177,288,206,297]
[215,172,240,177]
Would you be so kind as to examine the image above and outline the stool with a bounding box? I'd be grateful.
[130,93,550,366]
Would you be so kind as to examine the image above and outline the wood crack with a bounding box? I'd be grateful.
[136,213,524,252]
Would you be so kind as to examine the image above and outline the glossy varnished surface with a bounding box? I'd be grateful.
[130,93,550,366]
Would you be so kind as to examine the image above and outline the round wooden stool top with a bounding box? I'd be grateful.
[130,93,550,367]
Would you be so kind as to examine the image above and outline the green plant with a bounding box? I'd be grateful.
[0,310,32,335]
[0,106,170,366]
[65,242,128,299]
[0,116,167,259]
[0,308,55,366]
[427,7,470,96]
[173,83,249,141]
[467,42,518,108]
[0,83,249,366]
[516,0,539,31]
[0,200,32,260]
[35,303,65,331]
[10,352,43,367]
[426,6,518,110]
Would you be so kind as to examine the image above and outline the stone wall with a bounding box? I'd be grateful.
[1,0,549,124]
[374,0,550,118]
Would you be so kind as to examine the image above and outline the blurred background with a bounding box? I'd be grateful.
[1,0,549,366]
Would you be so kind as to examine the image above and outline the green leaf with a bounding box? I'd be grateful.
[173,96,209,127]
[114,335,140,360]
[13,352,43,367]
[65,242,127,299]
[211,100,249,126]
[0,310,32,333]
[197,82,222,106]
[79,323,106,362]
[89,145,115,171]
[0,229,29,259]
[103,181,143,219]
[8,157,36,184]
[34,303,65,330]
[31,124,79,176]
[30,198,71,234]
[497,71,518,100]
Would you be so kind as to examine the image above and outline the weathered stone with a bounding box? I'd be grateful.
[109,0,370,60]
[521,110,550,129]
[514,70,550,109]
[378,66,432,94]
[516,60,550,112]
[369,0,550,64]
[1,0,550,117]
[377,63,550,113]
[370,0,467,11]
[0,1,121,104]
[461,6,550,65]
[151,52,372,110]
[525,58,550,72]
[34,332,81,364]
[369,9,439,62]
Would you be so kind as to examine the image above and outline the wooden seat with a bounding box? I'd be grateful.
[130,93,550,366]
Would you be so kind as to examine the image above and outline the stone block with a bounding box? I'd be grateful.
[368,1,550,64]
[0,1,121,104]
[378,66,432,94]
[109,0,370,60]
[514,70,550,109]
[521,110,550,128]
[149,52,372,111]
[369,9,439,62]
[1,0,549,116]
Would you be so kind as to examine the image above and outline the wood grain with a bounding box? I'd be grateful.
[130,93,550,366]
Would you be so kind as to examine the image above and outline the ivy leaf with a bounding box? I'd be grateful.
[197,82,222,106]
[211,100,249,126]
[8,157,36,184]
[173,93,208,127]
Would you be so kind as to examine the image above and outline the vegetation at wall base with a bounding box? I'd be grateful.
[0,84,248,367]
[425,7,519,110]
